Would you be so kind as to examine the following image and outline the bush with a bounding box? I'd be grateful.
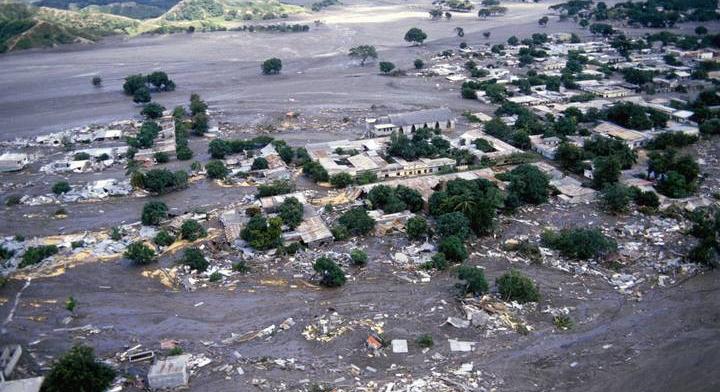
[436,212,471,240]
[180,248,209,271]
[110,227,123,241]
[330,172,353,188]
[379,61,395,74]
[313,256,346,287]
[232,260,250,273]
[180,219,207,241]
[541,228,617,259]
[209,271,222,282]
[5,195,21,206]
[496,269,539,303]
[355,171,378,185]
[153,230,175,246]
[19,245,58,268]
[141,169,187,194]
[240,215,283,250]
[141,201,168,226]
[257,180,295,197]
[633,189,660,208]
[416,334,433,348]
[457,266,488,296]
[338,207,375,235]
[350,249,368,266]
[261,57,283,74]
[699,118,720,135]
[421,253,448,271]
[331,224,350,241]
[251,157,269,170]
[414,59,424,69]
[124,241,156,264]
[405,216,429,240]
[73,152,91,161]
[52,181,71,195]
[438,235,468,263]
[176,145,193,160]
[601,183,631,214]
[506,164,549,205]
[279,197,304,229]
[303,161,329,182]
[40,346,116,392]
[154,151,170,163]
[206,160,229,179]
[554,315,573,330]
[141,102,165,119]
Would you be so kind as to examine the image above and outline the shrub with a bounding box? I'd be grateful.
[180,219,207,241]
[124,241,156,264]
[421,253,448,271]
[541,228,617,259]
[414,59,424,69]
[110,227,123,241]
[141,169,187,193]
[405,216,429,240]
[601,183,631,214]
[180,248,209,271]
[232,260,250,273]
[313,256,346,287]
[251,157,269,170]
[457,266,488,296]
[338,207,375,235]
[257,180,295,197]
[65,296,76,312]
[153,230,175,246]
[416,334,433,348]
[350,249,368,266]
[71,241,84,249]
[506,164,549,205]
[40,346,116,392]
[633,189,660,208]
[438,235,468,263]
[302,161,329,182]
[168,346,184,356]
[436,212,471,241]
[5,195,21,206]
[0,245,15,261]
[355,171,378,185]
[19,245,58,268]
[330,172,353,188]
[496,269,539,303]
[554,315,573,330]
[279,197,304,229]
[379,61,395,74]
[176,145,193,160]
[73,152,91,161]
[52,181,71,195]
[209,271,222,282]
[699,118,720,136]
[331,224,349,241]
[206,160,229,179]
[154,151,170,163]
[240,215,283,250]
[141,201,168,226]
[261,57,283,74]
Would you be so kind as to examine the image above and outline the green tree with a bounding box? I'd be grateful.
[349,45,377,66]
[350,249,368,265]
[180,219,207,241]
[251,157,269,170]
[314,256,346,287]
[124,241,156,264]
[496,269,539,303]
[189,93,208,115]
[405,216,429,240]
[191,112,209,136]
[180,247,209,271]
[555,142,587,174]
[330,172,353,188]
[438,235,468,262]
[40,346,116,392]
[262,58,283,74]
[414,59,424,69]
[436,212,471,240]
[538,16,549,26]
[601,183,631,214]
[141,102,165,119]
[507,35,519,45]
[700,118,720,135]
[542,228,617,259]
[141,201,168,226]
[379,61,395,74]
[302,161,329,182]
[123,74,146,95]
[52,181,71,195]
[208,139,231,159]
[91,75,102,87]
[241,215,283,250]
[279,197,304,229]
[592,156,621,190]
[19,245,58,268]
[457,266,488,296]
[338,207,375,235]
[404,27,427,45]
[206,160,229,179]
[133,87,151,104]
[506,164,549,205]
[153,230,175,246]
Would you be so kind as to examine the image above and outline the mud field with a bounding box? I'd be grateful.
[1,0,720,391]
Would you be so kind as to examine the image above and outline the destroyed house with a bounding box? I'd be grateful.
[0,152,29,172]
[368,108,455,135]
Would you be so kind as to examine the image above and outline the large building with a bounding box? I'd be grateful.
[367,108,455,135]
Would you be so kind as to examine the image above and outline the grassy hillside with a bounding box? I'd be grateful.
[0,0,306,53]
[0,3,138,52]
[37,0,179,19]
